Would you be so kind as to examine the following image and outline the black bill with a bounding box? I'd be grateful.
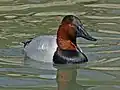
[76,25,97,41]
[72,16,97,41]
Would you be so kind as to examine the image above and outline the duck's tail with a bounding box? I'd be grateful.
[22,38,33,48]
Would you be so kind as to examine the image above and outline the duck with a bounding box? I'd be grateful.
[23,15,97,64]
[53,15,97,64]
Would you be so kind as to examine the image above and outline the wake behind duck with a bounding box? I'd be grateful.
[23,15,97,64]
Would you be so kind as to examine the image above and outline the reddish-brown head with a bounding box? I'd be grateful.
[60,15,97,41]
[56,15,97,50]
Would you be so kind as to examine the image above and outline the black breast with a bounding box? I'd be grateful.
[53,49,88,64]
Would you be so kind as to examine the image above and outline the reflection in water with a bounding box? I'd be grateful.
[55,65,90,90]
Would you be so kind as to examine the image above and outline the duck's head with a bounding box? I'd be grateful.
[61,15,97,41]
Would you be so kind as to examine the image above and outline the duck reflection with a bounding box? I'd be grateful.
[55,65,90,90]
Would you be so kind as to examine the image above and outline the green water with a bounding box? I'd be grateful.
[0,0,120,90]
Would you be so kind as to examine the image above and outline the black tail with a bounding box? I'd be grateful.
[22,38,33,47]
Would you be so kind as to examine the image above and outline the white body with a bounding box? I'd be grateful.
[24,35,57,63]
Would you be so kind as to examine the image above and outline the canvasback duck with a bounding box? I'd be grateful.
[23,15,97,64]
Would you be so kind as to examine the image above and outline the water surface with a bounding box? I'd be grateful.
[0,0,120,90]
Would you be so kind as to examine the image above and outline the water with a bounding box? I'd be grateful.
[0,0,120,90]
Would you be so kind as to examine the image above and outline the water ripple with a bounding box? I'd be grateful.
[84,4,120,9]
[0,0,98,11]
[84,16,120,19]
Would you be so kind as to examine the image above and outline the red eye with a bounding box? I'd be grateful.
[68,24,76,29]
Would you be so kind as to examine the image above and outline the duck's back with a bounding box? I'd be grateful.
[24,35,57,63]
